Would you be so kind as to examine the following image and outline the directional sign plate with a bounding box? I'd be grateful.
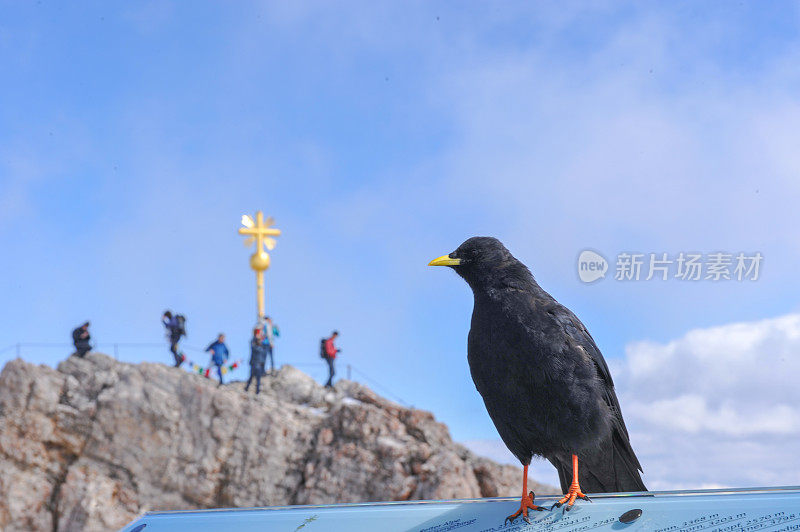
[121,486,800,532]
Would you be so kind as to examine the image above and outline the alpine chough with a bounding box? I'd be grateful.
[429,237,645,523]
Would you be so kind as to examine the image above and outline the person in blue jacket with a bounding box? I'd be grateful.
[205,333,229,386]
[260,315,280,375]
[245,327,266,394]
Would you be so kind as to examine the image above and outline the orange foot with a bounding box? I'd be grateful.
[505,490,544,524]
[551,483,590,511]
[551,454,592,511]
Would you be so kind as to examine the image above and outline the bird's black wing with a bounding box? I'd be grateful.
[543,300,646,493]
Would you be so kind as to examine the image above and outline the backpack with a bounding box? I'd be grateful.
[174,315,186,337]
[319,338,327,359]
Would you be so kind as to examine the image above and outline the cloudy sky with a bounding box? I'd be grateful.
[2,1,800,490]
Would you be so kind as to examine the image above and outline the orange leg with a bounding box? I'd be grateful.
[505,464,545,524]
[552,454,591,511]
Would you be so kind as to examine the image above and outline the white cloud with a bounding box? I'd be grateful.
[618,314,800,436]
[619,313,800,488]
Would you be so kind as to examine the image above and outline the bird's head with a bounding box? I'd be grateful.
[428,236,534,291]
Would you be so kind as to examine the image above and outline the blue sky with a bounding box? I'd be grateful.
[3,1,800,489]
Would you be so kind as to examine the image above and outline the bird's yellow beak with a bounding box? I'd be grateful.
[428,254,461,267]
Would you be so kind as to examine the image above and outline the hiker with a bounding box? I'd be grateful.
[205,333,230,386]
[72,322,91,358]
[245,327,267,394]
[162,310,187,367]
[260,315,280,375]
[321,330,340,388]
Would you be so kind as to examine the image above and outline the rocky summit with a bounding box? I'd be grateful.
[0,353,552,531]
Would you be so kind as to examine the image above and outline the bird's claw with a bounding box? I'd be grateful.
[505,491,544,524]
[554,485,588,511]
[504,515,531,525]
[529,491,545,511]
[564,498,589,511]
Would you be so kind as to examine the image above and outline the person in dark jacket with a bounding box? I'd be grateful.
[245,327,267,394]
[72,322,91,358]
[322,330,340,388]
[162,311,187,367]
[205,333,230,386]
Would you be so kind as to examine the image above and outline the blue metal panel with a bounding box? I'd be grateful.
[121,486,800,532]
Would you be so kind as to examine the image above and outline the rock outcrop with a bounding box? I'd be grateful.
[0,353,552,531]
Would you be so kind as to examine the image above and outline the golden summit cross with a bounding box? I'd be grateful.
[238,211,281,319]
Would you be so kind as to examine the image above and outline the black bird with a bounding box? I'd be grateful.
[429,237,645,523]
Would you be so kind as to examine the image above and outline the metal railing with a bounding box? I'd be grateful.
[0,342,410,407]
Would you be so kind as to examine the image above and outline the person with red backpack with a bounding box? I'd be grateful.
[320,330,340,388]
